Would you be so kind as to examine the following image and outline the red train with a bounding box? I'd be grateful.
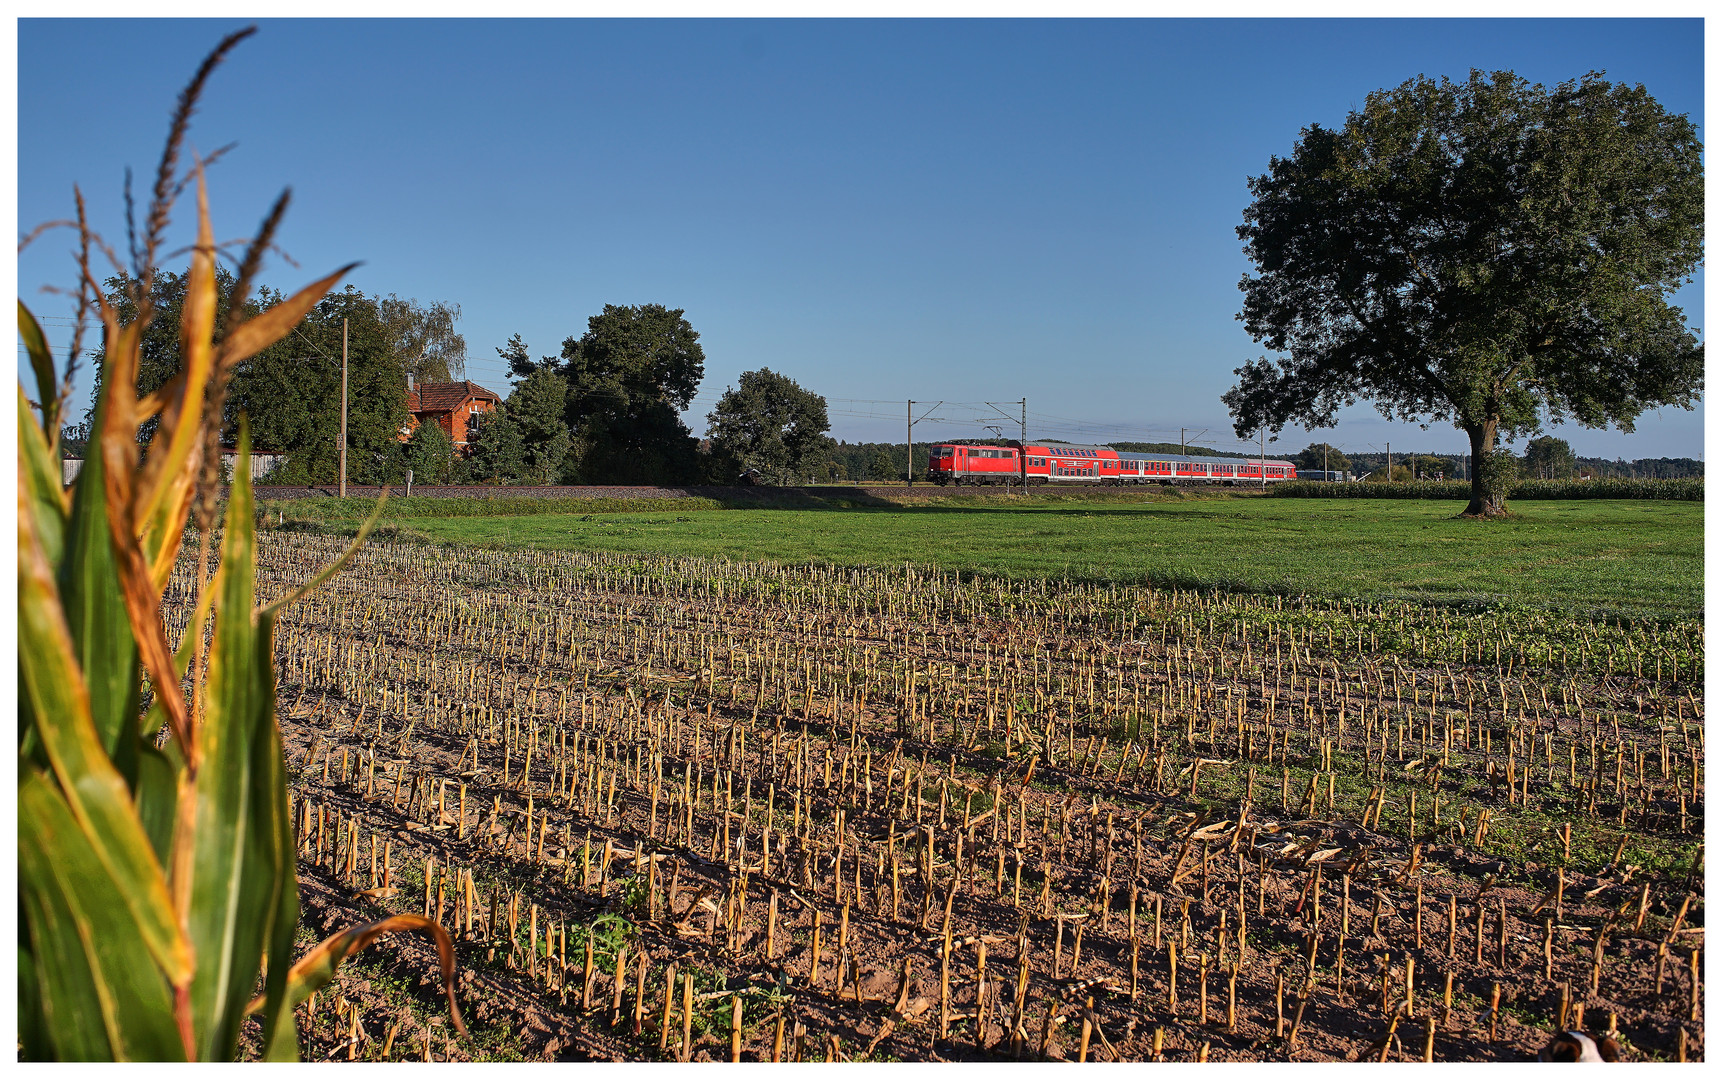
[927,443,1297,485]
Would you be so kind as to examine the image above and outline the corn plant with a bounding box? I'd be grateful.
[18,29,460,1061]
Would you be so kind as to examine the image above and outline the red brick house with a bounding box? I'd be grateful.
[403,379,502,449]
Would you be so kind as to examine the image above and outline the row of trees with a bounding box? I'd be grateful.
[1289,437,1704,483]
[76,280,846,486]
[420,309,837,486]
[79,272,469,485]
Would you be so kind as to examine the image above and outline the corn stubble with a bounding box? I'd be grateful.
[240,520,1703,1060]
[18,30,461,1062]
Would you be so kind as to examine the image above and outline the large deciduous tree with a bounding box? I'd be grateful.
[1292,441,1350,477]
[555,303,705,484]
[705,368,833,484]
[93,277,461,484]
[379,296,466,383]
[227,285,410,483]
[1224,70,1703,516]
[85,268,251,444]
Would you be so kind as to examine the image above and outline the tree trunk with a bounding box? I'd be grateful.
[1461,418,1506,517]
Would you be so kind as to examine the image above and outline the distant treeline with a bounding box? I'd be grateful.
[1105,442,1251,458]
[1272,477,1703,501]
[1580,456,1705,479]
[1343,452,1703,480]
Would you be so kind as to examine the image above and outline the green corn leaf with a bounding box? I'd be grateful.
[17,459,193,990]
[19,299,61,435]
[139,563,216,745]
[17,928,49,1060]
[134,743,180,866]
[18,386,67,567]
[56,386,142,777]
[254,607,301,1063]
[20,766,187,1061]
[185,419,296,1060]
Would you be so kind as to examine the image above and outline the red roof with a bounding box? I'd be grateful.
[407,380,501,414]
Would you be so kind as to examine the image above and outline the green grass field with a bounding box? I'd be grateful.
[270,492,1701,622]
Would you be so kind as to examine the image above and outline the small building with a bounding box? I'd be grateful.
[404,379,502,449]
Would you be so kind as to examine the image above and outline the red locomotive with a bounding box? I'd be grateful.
[926,443,1297,486]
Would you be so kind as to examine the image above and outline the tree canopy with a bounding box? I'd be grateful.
[464,407,526,483]
[552,304,705,484]
[380,296,466,383]
[498,332,558,383]
[705,368,833,484]
[227,285,410,483]
[1523,435,1577,480]
[86,268,252,443]
[1292,442,1349,475]
[866,447,900,482]
[88,274,470,484]
[403,415,456,484]
[507,368,572,483]
[1224,69,1704,515]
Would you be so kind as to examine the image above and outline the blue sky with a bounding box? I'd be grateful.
[16,17,1705,460]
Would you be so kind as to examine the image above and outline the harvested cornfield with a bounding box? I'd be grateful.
[167,530,1704,1062]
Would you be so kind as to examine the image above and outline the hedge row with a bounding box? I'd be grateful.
[1270,478,1703,501]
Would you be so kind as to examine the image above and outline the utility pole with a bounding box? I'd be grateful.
[1260,427,1267,489]
[339,317,348,499]
[1386,441,1391,483]
[1323,443,1328,481]
[1180,427,1208,459]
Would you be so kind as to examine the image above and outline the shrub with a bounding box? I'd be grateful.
[405,416,457,484]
